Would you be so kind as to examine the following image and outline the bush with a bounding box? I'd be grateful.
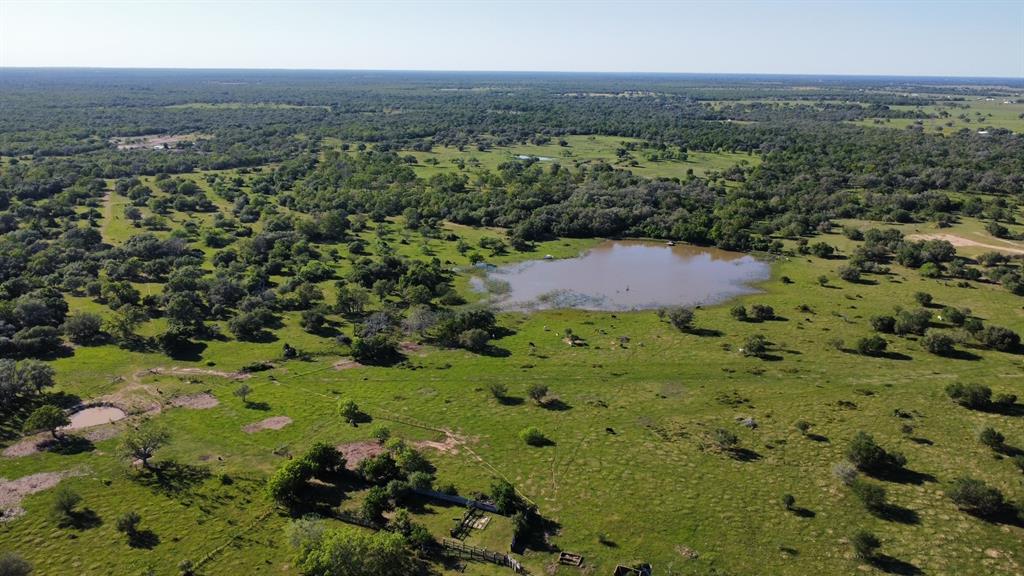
[851,479,887,514]
[338,398,361,425]
[0,553,33,576]
[855,335,887,356]
[666,306,695,331]
[23,405,69,439]
[52,486,81,521]
[913,291,933,306]
[116,511,142,537]
[979,326,1020,352]
[870,315,896,334]
[519,426,548,446]
[491,479,522,515]
[711,428,739,451]
[351,335,400,365]
[457,328,490,351]
[832,462,859,486]
[846,431,905,473]
[794,420,811,435]
[361,485,390,521]
[940,306,966,326]
[851,531,881,560]
[781,494,795,510]
[750,304,775,321]
[730,304,747,321]
[947,477,1005,516]
[742,335,768,357]
[527,383,548,404]
[978,427,1005,450]
[945,382,992,409]
[488,382,508,400]
[62,312,104,344]
[920,332,955,356]
[894,309,930,336]
[838,265,860,282]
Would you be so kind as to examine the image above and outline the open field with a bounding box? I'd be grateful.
[854,99,1024,133]
[331,135,760,181]
[2,168,1023,575]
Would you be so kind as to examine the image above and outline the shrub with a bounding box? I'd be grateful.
[838,265,860,282]
[978,427,1005,450]
[116,511,142,537]
[488,382,508,400]
[711,428,739,451]
[361,485,390,521]
[0,553,32,576]
[870,315,895,334]
[62,312,104,344]
[979,326,1020,352]
[742,335,768,357]
[781,494,795,510]
[527,383,548,404]
[851,531,881,560]
[1013,455,1024,473]
[833,462,859,486]
[945,383,992,409]
[730,304,748,321]
[794,420,812,435]
[519,426,548,446]
[666,306,695,331]
[750,304,775,321]
[894,309,930,336]
[913,291,933,306]
[351,334,399,365]
[491,479,522,515]
[52,486,81,521]
[846,432,905,473]
[457,328,490,351]
[920,332,955,356]
[338,398,361,425]
[947,477,1005,516]
[940,306,966,326]
[855,335,887,356]
[851,479,887,514]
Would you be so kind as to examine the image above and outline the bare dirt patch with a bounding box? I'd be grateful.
[2,435,47,458]
[1,468,86,521]
[906,233,1024,255]
[333,359,364,371]
[243,416,293,433]
[170,393,219,410]
[336,441,385,470]
[413,432,465,455]
[111,133,208,150]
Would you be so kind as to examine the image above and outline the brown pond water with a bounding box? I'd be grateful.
[471,240,770,311]
[62,407,127,430]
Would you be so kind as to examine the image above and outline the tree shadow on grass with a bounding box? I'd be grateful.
[871,555,923,575]
[727,448,762,462]
[245,401,271,412]
[791,507,816,519]
[943,349,983,361]
[540,398,572,412]
[908,437,933,446]
[128,529,160,549]
[686,328,724,338]
[872,467,936,486]
[497,396,524,406]
[805,433,830,443]
[165,340,207,361]
[877,351,913,361]
[47,435,95,455]
[62,508,102,530]
[878,504,921,525]
[478,345,511,358]
[135,460,211,495]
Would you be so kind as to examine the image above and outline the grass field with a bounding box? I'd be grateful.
[854,99,1024,134]
[332,135,760,181]
[2,168,1023,576]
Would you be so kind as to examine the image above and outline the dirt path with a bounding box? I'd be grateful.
[907,233,1024,255]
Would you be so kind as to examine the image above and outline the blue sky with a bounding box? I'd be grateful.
[1,1,1021,77]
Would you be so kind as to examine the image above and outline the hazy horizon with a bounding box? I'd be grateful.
[1,1,1022,78]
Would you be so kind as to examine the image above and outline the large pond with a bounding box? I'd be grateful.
[471,240,770,311]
